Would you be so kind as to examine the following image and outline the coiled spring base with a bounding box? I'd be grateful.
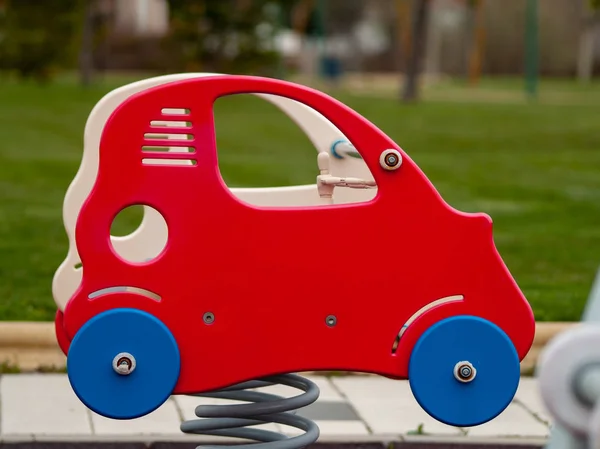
[181,373,320,449]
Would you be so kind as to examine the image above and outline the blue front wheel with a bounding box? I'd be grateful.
[67,308,181,419]
[408,315,520,427]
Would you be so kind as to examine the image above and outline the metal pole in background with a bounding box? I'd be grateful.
[524,0,539,99]
[315,0,326,80]
[402,0,431,102]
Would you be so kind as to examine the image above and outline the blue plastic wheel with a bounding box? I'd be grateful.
[408,315,520,427]
[67,308,180,420]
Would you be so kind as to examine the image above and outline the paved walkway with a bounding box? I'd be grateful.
[0,374,550,445]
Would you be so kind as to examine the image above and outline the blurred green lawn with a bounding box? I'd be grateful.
[0,74,598,321]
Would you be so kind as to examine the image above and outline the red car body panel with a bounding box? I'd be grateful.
[57,75,535,395]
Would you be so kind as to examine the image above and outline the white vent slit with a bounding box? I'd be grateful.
[150,120,192,127]
[144,133,193,140]
[141,145,195,153]
[142,158,197,166]
[161,108,190,115]
[147,127,193,134]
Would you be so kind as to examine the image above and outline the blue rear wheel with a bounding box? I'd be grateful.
[408,315,520,427]
[67,308,180,419]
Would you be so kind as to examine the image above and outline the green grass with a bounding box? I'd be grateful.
[422,77,600,105]
[0,74,598,322]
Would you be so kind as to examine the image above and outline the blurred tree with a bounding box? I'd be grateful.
[90,2,113,78]
[304,0,364,37]
[466,0,485,86]
[79,0,96,87]
[291,0,314,34]
[402,0,431,102]
[166,0,293,75]
[577,0,600,82]
[395,0,412,72]
[524,0,539,97]
[0,0,7,73]
[0,0,83,82]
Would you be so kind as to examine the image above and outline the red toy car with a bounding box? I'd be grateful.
[55,75,535,428]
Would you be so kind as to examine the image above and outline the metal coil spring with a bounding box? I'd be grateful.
[181,373,320,449]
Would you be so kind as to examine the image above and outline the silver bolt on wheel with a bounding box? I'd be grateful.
[454,361,476,383]
[112,352,136,375]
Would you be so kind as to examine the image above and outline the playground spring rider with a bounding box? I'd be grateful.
[538,266,600,449]
[53,74,535,445]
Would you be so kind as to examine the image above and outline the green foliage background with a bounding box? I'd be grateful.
[165,0,287,75]
[0,0,294,81]
[0,0,83,81]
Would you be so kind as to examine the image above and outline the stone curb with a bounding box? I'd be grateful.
[0,322,66,371]
[0,321,578,373]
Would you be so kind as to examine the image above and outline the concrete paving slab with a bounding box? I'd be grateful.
[463,403,549,438]
[0,374,91,436]
[90,399,181,435]
[300,401,362,421]
[280,420,370,437]
[513,378,551,425]
[0,373,551,444]
[330,377,462,436]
